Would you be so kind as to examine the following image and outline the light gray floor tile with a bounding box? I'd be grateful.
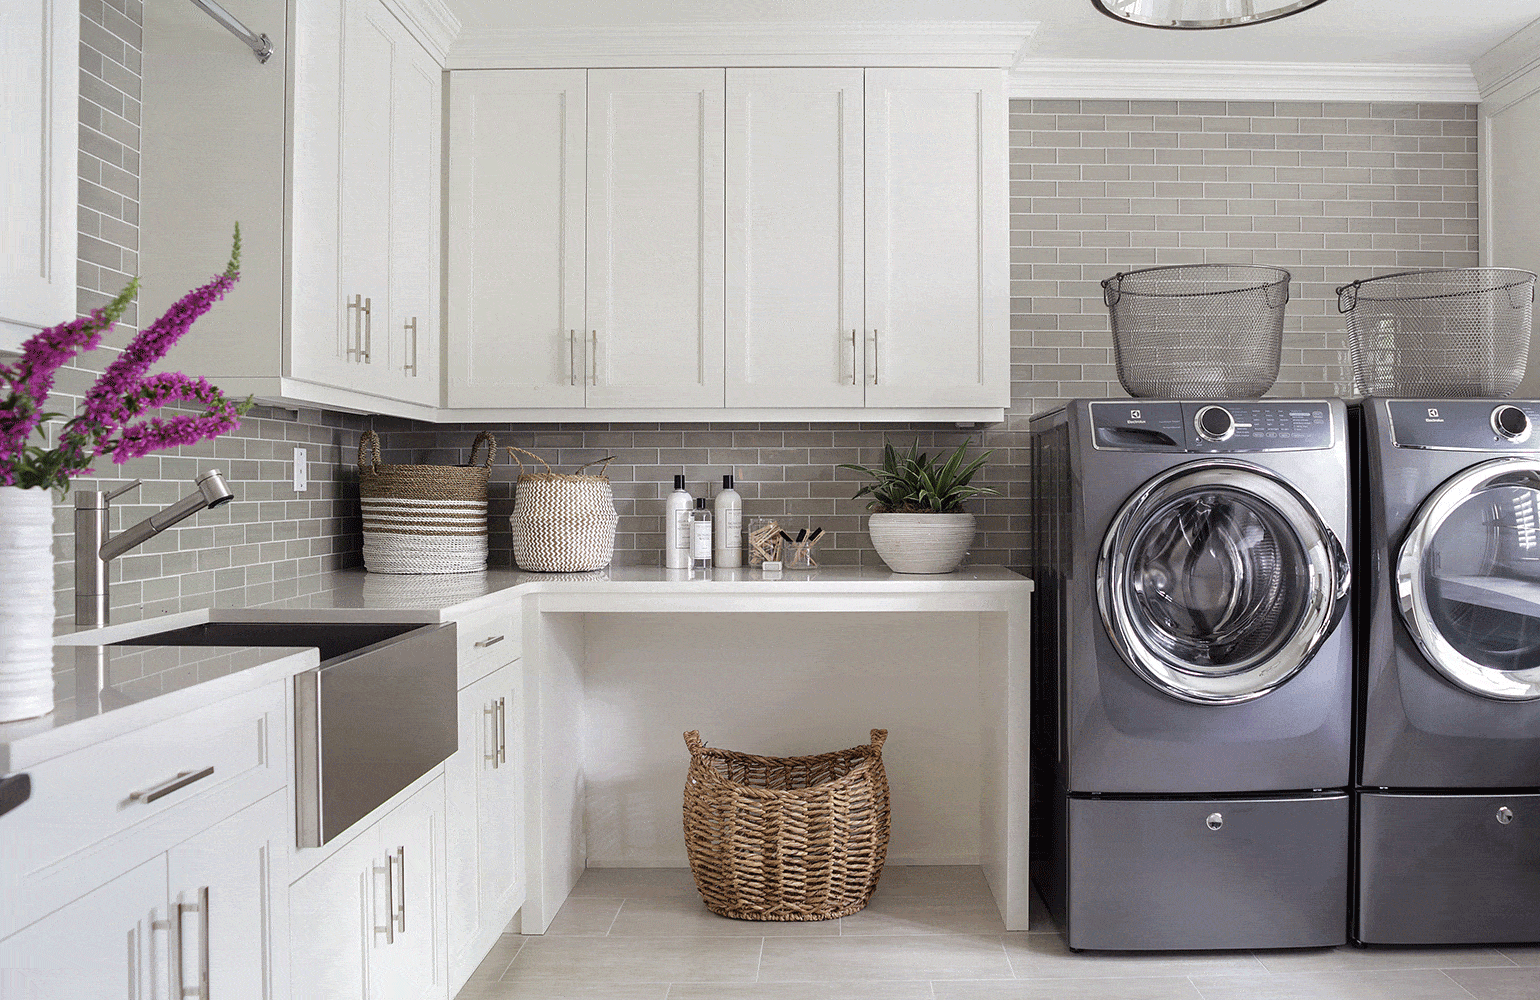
[462,935,523,984]
[608,896,843,937]
[758,934,1013,981]
[1496,947,1540,967]
[456,982,669,1000]
[1442,966,1540,1000]
[1188,969,1481,1000]
[1253,945,1517,973]
[543,896,625,936]
[935,977,1206,1000]
[569,867,700,898]
[841,895,1007,936]
[666,983,936,1000]
[506,936,762,983]
[875,865,994,902]
[1002,933,1268,979]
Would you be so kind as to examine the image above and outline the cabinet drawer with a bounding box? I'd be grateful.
[4,682,285,936]
[1358,791,1540,944]
[1066,793,1349,950]
[456,604,519,687]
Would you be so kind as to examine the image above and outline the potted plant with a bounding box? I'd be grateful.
[839,439,998,574]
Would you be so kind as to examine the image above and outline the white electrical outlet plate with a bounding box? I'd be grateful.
[293,447,307,492]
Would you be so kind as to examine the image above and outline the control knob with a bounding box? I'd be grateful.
[1195,405,1235,442]
[1492,405,1531,443]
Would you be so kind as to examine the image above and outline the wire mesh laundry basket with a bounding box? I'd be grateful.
[1337,268,1537,398]
[1102,264,1290,399]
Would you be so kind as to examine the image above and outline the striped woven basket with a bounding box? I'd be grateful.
[507,447,618,573]
[358,430,495,574]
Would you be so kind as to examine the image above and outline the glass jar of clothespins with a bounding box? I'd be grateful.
[745,518,782,566]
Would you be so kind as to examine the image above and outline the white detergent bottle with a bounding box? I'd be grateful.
[664,474,693,569]
[713,473,743,567]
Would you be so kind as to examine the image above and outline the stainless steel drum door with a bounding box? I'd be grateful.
[1099,459,1350,705]
[1397,458,1540,701]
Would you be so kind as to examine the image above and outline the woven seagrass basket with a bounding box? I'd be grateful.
[682,729,890,921]
[358,430,495,574]
[507,447,618,573]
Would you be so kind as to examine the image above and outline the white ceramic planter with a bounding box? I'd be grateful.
[0,485,57,721]
[867,512,976,574]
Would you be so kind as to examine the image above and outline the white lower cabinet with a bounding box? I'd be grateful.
[289,776,448,1000]
[0,791,289,999]
[446,660,525,992]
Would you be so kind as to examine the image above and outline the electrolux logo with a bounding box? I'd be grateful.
[1427,408,1443,422]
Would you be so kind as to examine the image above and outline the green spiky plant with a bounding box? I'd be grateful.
[838,438,998,514]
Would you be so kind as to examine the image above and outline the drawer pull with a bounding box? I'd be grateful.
[474,635,505,649]
[130,766,215,805]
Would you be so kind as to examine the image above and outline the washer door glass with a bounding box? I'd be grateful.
[1099,461,1349,705]
[1398,458,1540,701]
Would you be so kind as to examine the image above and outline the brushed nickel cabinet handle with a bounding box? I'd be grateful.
[850,329,858,385]
[590,330,598,386]
[497,695,508,765]
[404,318,418,375]
[373,855,395,945]
[346,295,363,361]
[362,297,372,363]
[569,329,577,386]
[474,634,505,648]
[168,901,185,999]
[872,329,879,385]
[394,846,406,933]
[484,701,499,768]
[129,766,215,805]
[175,886,210,999]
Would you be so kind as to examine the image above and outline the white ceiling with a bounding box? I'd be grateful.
[439,0,1538,67]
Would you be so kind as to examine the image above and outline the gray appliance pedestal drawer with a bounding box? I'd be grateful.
[1067,793,1349,950]
[1358,791,1540,944]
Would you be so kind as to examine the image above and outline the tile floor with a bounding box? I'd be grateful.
[456,867,1540,1000]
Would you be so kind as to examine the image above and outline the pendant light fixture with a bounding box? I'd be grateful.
[1092,0,1330,30]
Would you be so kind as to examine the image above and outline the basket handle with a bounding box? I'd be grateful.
[869,729,888,752]
[1265,277,1290,310]
[358,429,382,474]
[468,431,497,469]
[1509,280,1536,309]
[573,456,617,476]
[505,446,554,475]
[1336,281,1361,315]
[683,730,704,753]
[1101,273,1124,308]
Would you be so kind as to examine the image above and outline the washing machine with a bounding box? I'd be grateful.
[1030,398,1353,951]
[1353,398,1540,945]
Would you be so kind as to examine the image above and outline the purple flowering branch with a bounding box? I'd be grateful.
[0,225,251,492]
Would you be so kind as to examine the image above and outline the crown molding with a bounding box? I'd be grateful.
[1473,17,1540,113]
[1009,59,1480,102]
[381,0,461,64]
[445,21,1037,70]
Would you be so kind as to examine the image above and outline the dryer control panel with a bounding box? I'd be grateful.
[1388,400,1540,451]
[1090,401,1335,452]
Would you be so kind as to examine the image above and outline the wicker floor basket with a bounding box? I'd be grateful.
[358,430,495,574]
[682,729,890,921]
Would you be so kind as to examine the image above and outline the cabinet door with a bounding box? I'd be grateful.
[289,829,373,1000]
[725,70,865,408]
[0,0,76,347]
[864,69,1009,409]
[386,28,441,407]
[587,69,726,409]
[0,856,163,999]
[372,779,447,1000]
[447,70,587,409]
[479,666,524,930]
[335,0,397,389]
[166,792,289,1000]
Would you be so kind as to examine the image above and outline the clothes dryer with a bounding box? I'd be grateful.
[1030,399,1353,951]
[1353,398,1540,945]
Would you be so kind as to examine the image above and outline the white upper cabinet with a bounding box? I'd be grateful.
[447,70,587,409]
[386,29,442,406]
[864,69,1010,410]
[585,69,727,409]
[725,69,866,408]
[0,0,77,349]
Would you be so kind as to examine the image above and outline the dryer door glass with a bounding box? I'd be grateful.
[1100,461,1349,705]
[1398,458,1540,701]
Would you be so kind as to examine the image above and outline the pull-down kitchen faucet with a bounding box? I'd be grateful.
[74,470,235,628]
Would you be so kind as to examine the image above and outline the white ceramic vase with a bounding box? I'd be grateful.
[867,512,976,574]
[0,485,56,721]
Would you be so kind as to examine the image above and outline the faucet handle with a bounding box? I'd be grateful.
[105,479,142,502]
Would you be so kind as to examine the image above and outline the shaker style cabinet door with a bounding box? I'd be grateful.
[725,69,865,408]
[288,826,373,1000]
[0,856,163,999]
[447,70,588,409]
[863,68,1009,409]
[370,779,447,1000]
[586,69,726,409]
[386,28,442,407]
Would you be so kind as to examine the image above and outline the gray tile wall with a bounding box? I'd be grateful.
[35,0,368,627]
[378,99,1479,573]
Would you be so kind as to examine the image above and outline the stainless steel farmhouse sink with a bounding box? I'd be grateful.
[115,619,457,847]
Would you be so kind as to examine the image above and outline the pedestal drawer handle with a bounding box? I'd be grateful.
[474,635,505,649]
[1206,812,1223,831]
[129,766,215,804]
[1498,806,1514,825]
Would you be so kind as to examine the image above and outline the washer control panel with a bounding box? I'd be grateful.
[1090,401,1334,452]
[1389,400,1540,451]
